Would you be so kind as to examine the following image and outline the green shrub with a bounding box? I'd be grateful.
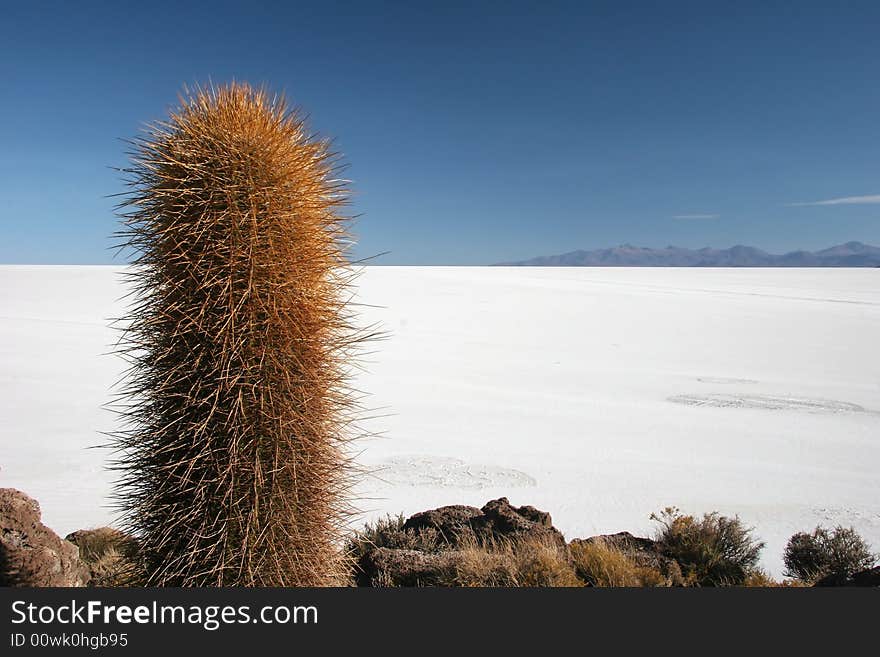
[783,526,876,584]
[651,507,764,586]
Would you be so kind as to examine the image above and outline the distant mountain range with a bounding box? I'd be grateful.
[495,241,880,267]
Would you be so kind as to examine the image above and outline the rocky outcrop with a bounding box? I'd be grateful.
[0,488,89,587]
[814,566,880,587]
[576,531,656,552]
[849,566,880,586]
[402,505,482,542]
[355,498,567,586]
[402,497,565,548]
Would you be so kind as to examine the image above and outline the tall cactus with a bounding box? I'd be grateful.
[112,83,362,586]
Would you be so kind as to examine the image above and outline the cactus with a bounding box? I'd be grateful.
[111,83,364,586]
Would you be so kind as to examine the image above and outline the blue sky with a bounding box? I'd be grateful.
[1,1,878,264]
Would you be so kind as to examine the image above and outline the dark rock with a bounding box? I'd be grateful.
[356,498,568,586]
[577,531,657,553]
[356,547,457,586]
[402,505,482,542]
[849,566,880,587]
[513,504,554,528]
[813,573,847,587]
[472,498,565,547]
[0,488,90,587]
[401,498,564,548]
[814,565,880,587]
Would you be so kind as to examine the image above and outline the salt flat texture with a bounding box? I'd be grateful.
[1,266,878,576]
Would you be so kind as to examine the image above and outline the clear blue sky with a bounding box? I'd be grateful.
[1,0,879,264]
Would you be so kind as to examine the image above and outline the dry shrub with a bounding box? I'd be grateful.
[651,507,764,586]
[570,539,668,587]
[112,82,372,586]
[741,569,809,587]
[783,526,876,584]
[348,515,439,559]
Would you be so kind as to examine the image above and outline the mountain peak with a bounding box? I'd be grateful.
[495,242,880,267]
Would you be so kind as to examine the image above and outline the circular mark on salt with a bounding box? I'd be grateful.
[697,376,759,385]
[813,507,880,526]
[668,394,865,413]
[375,456,537,490]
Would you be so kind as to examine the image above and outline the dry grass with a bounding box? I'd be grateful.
[443,535,582,587]
[66,528,127,563]
[510,537,583,587]
[111,82,375,586]
[570,539,669,587]
[448,542,519,587]
[349,516,583,587]
[66,528,139,586]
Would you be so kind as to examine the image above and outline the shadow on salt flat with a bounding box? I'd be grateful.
[372,456,537,490]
